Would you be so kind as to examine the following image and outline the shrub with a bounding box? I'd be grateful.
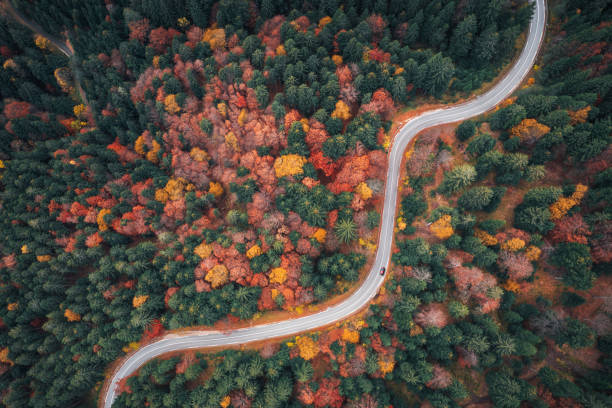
[560,291,586,308]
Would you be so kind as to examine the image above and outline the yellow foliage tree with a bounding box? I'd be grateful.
[209,182,224,197]
[319,16,332,28]
[202,27,226,50]
[276,44,286,55]
[34,35,50,50]
[341,328,359,344]
[155,188,170,203]
[238,109,248,126]
[355,182,373,200]
[332,55,343,65]
[220,396,231,408]
[132,295,149,308]
[122,342,140,353]
[510,119,550,144]
[205,265,229,288]
[549,184,588,220]
[274,154,307,178]
[164,178,186,201]
[430,215,454,240]
[134,134,146,155]
[217,102,227,117]
[164,94,181,114]
[194,242,213,259]
[299,118,310,133]
[146,140,161,163]
[331,100,351,120]
[397,217,407,231]
[225,131,239,152]
[569,106,591,125]
[474,228,498,246]
[177,17,189,28]
[36,255,51,262]
[501,238,525,252]
[410,324,423,336]
[0,347,13,366]
[378,354,395,375]
[64,308,81,322]
[190,147,209,162]
[73,104,86,117]
[311,228,327,243]
[7,302,18,311]
[525,245,541,261]
[503,280,520,293]
[246,245,262,259]
[21,245,28,254]
[296,336,319,360]
[97,208,111,231]
[269,267,288,284]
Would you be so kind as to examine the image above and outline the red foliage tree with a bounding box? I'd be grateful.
[336,65,353,88]
[550,214,591,244]
[149,27,180,53]
[111,206,153,236]
[4,100,31,120]
[497,251,534,281]
[332,155,370,189]
[142,319,165,342]
[368,48,391,63]
[591,220,612,263]
[449,266,500,313]
[414,303,449,328]
[366,14,387,42]
[359,89,395,120]
[309,150,338,177]
[230,390,251,408]
[314,378,343,408]
[426,365,452,389]
[107,138,139,163]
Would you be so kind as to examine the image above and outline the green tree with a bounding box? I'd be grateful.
[458,186,494,211]
[456,120,477,141]
[440,164,477,194]
[555,318,595,349]
[334,218,357,244]
[550,243,595,290]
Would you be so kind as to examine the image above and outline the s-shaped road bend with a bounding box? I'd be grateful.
[103,1,546,406]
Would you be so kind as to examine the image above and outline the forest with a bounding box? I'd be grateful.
[0,0,610,407]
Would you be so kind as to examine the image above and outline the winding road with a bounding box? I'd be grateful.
[95,0,546,405]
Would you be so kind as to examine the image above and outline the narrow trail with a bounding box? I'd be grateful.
[101,1,547,406]
[2,0,90,108]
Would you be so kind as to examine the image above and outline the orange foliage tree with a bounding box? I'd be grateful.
[296,336,319,360]
[430,215,454,240]
[510,118,550,145]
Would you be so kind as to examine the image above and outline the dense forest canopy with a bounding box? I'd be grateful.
[0,0,610,407]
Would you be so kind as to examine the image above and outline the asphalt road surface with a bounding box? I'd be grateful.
[103,0,546,405]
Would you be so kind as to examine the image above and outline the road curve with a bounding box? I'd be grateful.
[1,0,72,56]
[104,1,546,406]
